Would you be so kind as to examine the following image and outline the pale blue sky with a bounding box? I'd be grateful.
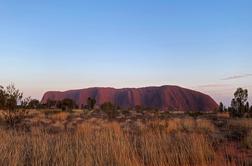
[0,0,252,105]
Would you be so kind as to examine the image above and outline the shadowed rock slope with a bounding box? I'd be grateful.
[41,85,218,112]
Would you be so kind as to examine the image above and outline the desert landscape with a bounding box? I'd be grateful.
[0,84,252,165]
[1,1,252,165]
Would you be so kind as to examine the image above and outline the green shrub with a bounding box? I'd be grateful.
[3,109,28,129]
[0,84,28,128]
[61,98,76,111]
[100,102,118,119]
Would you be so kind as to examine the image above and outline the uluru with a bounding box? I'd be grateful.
[41,85,218,112]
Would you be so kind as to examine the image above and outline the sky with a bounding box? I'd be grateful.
[0,0,252,106]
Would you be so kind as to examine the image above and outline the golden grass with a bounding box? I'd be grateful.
[196,119,216,133]
[228,119,252,130]
[49,112,69,121]
[0,111,248,166]
[147,118,215,134]
[137,128,215,165]
[217,112,230,118]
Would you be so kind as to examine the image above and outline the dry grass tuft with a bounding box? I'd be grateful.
[217,112,230,118]
[243,130,252,149]
[49,112,70,122]
[228,119,252,131]
[196,119,216,133]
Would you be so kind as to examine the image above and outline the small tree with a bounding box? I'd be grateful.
[218,102,224,113]
[1,84,28,128]
[230,88,248,117]
[46,99,57,109]
[245,102,250,112]
[28,99,40,109]
[247,104,252,118]
[56,100,62,109]
[100,102,117,119]
[234,88,248,104]
[5,84,23,111]
[0,85,6,109]
[21,97,31,109]
[61,98,75,111]
[87,97,96,110]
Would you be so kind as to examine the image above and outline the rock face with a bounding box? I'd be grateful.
[41,85,218,112]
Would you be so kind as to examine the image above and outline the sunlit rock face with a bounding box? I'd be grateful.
[41,85,218,112]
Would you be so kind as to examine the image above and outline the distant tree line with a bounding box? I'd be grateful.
[218,88,252,117]
[0,84,150,113]
[0,84,161,113]
[44,97,96,111]
[0,84,120,127]
[45,98,80,111]
[2,84,252,119]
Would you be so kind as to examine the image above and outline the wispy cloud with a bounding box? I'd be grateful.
[197,84,230,88]
[222,74,252,80]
